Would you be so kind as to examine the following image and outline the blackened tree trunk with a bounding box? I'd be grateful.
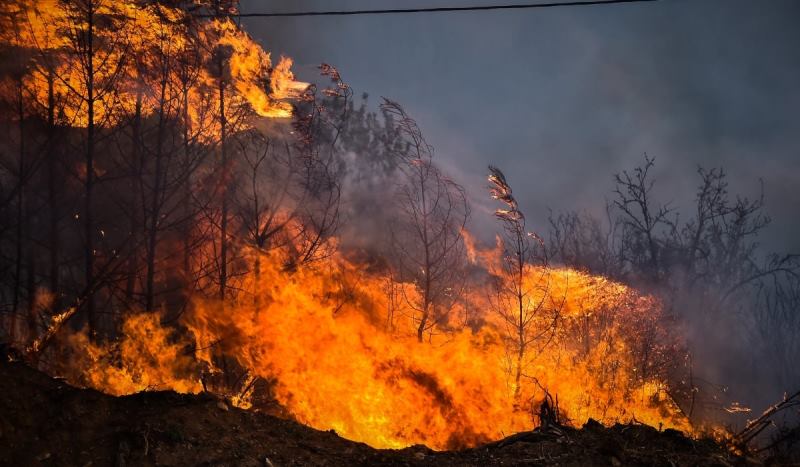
[145,79,168,311]
[46,69,60,315]
[10,77,25,343]
[84,1,97,338]
[126,92,143,304]
[181,87,192,281]
[218,59,228,301]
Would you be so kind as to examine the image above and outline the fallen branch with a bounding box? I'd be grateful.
[733,389,800,451]
[25,232,142,362]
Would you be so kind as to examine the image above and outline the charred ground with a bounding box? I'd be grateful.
[0,361,752,467]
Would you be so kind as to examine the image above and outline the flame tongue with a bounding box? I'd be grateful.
[270,56,310,102]
[210,20,308,119]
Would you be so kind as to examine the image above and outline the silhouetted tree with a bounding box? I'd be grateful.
[59,0,130,337]
[382,99,468,342]
[487,166,561,403]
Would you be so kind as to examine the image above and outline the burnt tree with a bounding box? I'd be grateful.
[382,99,468,342]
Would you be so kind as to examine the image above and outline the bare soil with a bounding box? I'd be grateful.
[0,361,753,466]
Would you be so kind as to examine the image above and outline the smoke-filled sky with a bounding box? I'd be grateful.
[242,0,800,254]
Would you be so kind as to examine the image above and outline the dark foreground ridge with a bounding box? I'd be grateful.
[0,361,749,466]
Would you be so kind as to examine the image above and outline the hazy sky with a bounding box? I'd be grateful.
[241,0,800,253]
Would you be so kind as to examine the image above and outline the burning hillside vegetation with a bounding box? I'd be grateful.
[0,0,797,461]
[54,244,691,450]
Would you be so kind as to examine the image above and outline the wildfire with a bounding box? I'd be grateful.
[0,0,307,133]
[3,0,694,452]
[57,235,691,450]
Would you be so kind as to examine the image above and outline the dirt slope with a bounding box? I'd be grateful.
[0,361,749,466]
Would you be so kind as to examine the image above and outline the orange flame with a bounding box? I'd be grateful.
[0,1,307,132]
[57,234,692,450]
[4,1,692,451]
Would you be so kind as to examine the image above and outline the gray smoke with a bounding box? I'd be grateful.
[241,0,800,430]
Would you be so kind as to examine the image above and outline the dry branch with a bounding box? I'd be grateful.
[734,389,800,451]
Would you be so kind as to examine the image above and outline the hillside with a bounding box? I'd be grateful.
[0,361,750,467]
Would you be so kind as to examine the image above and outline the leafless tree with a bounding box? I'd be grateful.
[58,0,130,337]
[547,156,800,421]
[750,270,800,390]
[381,98,468,342]
[0,8,35,343]
[282,63,351,270]
[487,166,562,403]
[548,204,622,278]
[231,130,299,308]
[612,155,675,284]
[189,17,264,301]
[213,38,231,301]
[234,135,296,251]
[129,5,194,311]
[551,157,792,311]
[24,5,70,319]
